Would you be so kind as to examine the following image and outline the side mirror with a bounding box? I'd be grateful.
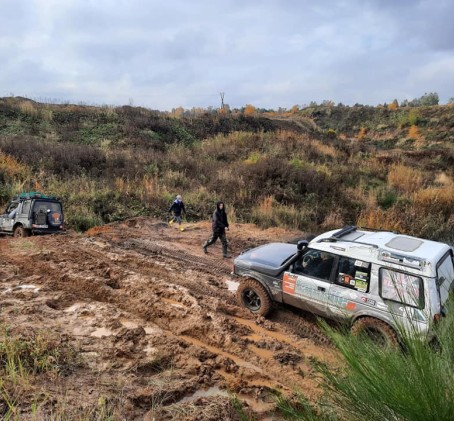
[297,240,308,251]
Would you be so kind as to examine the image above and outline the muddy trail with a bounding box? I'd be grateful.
[0,217,339,420]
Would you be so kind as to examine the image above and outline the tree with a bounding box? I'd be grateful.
[244,104,256,116]
[448,97,454,105]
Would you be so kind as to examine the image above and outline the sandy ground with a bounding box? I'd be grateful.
[0,217,339,420]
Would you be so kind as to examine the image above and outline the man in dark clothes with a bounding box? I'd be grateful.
[203,201,230,258]
[168,195,186,231]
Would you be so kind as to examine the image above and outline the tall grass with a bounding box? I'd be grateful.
[316,300,454,421]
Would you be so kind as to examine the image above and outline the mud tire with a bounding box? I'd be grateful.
[237,279,272,317]
[351,317,398,347]
[13,225,30,238]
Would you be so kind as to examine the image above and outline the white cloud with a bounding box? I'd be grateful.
[1,0,454,109]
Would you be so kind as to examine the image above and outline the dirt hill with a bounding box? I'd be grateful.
[0,218,337,420]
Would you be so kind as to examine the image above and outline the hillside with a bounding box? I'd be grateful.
[0,97,453,242]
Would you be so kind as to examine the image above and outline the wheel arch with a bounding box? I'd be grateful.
[239,274,273,297]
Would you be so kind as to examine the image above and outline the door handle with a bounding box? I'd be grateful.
[318,286,326,292]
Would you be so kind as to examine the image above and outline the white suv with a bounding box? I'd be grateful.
[233,226,454,345]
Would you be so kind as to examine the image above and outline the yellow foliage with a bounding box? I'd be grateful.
[244,104,256,116]
[357,127,367,140]
[0,152,28,178]
[387,164,424,194]
[408,125,419,140]
[387,102,398,110]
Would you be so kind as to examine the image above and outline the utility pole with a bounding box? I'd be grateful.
[220,92,225,110]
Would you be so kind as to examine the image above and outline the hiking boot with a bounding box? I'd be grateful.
[222,245,231,258]
[203,244,208,254]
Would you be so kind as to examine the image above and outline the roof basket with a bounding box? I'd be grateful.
[15,192,59,201]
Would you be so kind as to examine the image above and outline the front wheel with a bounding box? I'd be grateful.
[351,317,398,347]
[236,279,272,317]
[13,225,30,238]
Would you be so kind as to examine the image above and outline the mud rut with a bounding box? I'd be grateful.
[0,218,338,420]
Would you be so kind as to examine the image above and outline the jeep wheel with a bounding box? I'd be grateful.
[351,317,398,347]
[13,225,30,238]
[237,279,272,317]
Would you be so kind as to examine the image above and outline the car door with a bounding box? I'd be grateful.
[0,202,18,232]
[282,249,336,316]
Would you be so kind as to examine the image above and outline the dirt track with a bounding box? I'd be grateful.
[0,217,338,420]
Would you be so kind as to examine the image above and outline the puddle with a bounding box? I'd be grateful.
[249,344,274,360]
[161,297,185,308]
[8,284,41,293]
[120,318,139,328]
[239,395,275,414]
[64,302,85,313]
[234,317,296,345]
[90,327,113,338]
[180,335,262,372]
[144,325,162,335]
[225,280,239,292]
[179,386,229,403]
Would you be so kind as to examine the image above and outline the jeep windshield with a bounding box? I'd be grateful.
[239,243,297,268]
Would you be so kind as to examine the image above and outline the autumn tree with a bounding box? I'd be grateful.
[244,104,256,116]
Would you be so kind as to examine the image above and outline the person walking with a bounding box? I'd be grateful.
[168,194,186,231]
[203,201,230,258]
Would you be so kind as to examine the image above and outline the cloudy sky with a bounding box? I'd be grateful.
[1,0,453,110]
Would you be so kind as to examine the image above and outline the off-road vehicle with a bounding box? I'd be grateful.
[0,192,64,237]
[233,226,454,345]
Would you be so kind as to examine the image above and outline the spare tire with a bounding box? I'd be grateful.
[48,211,63,227]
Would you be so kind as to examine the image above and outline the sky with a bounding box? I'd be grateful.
[1,0,454,111]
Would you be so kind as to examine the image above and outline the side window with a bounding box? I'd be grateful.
[336,257,370,292]
[379,268,423,308]
[293,250,335,281]
[437,251,454,304]
[6,202,18,213]
[21,201,31,215]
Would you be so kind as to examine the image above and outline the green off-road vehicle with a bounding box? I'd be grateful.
[0,192,64,237]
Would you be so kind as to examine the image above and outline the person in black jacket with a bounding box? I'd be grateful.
[203,201,230,258]
[168,195,186,231]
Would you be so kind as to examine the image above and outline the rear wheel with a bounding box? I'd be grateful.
[237,279,272,317]
[351,317,398,347]
[13,225,30,238]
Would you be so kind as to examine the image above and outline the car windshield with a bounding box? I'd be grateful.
[242,243,297,267]
[33,200,62,214]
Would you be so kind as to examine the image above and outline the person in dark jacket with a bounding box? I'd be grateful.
[203,201,230,258]
[168,195,186,231]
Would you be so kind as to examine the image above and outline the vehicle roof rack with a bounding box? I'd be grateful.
[317,237,379,249]
[14,192,59,201]
[332,225,357,238]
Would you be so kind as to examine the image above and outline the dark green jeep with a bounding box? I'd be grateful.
[0,192,64,237]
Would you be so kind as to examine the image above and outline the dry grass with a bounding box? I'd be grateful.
[356,208,403,233]
[387,164,424,194]
[412,187,454,215]
[0,152,29,178]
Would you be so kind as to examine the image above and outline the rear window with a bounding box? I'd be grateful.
[379,268,423,308]
[33,200,62,214]
[437,252,454,304]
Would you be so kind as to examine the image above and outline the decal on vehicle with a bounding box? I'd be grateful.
[346,301,356,311]
[361,297,376,306]
[355,271,369,292]
[283,273,297,295]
